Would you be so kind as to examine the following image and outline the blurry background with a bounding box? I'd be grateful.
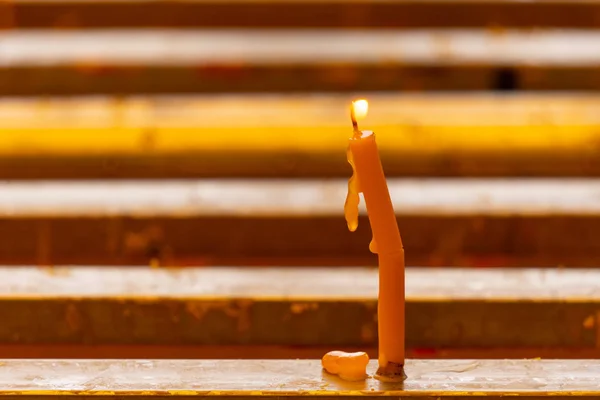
[0,0,599,359]
[0,0,599,267]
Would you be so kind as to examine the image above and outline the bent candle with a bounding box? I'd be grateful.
[344,99,406,382]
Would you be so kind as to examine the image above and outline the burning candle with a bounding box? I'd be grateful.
[344,99,406,382]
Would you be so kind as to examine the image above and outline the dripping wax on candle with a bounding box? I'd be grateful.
[344,99,377,251]
[344,99,406,382]
[344,147,360,232]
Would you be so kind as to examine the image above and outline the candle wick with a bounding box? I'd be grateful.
[350,104,361,137]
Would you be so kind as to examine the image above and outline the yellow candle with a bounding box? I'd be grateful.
[344,99,406,382]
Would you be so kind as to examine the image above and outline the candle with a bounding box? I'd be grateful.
[344,99,406,382]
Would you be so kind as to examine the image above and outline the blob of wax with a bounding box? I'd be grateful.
[369,237,378,254]
[345,147,378,254]
[321,350,370,381]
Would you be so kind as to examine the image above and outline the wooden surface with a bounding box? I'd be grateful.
[1,31,600,93]
[0,266,599,356]
[6,0,600,28]
[0,179,598,266]
[1,94,600,178]
[0,359,598,398]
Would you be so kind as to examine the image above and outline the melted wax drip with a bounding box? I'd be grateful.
[344,146,378,254]
[344,146,360,232]
[369,237,378,254]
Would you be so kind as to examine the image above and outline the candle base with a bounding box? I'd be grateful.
[374,362,407,383]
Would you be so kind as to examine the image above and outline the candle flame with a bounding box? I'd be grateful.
[352,99,369,121]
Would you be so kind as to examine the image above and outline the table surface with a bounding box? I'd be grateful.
[1,359,599,396]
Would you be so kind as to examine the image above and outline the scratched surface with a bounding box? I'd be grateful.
[0,359,599,396]
[0,267,598,351]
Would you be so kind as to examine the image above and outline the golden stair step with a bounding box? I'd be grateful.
[1,94,599,178]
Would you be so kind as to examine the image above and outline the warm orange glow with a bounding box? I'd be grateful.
[352,99,369,121]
